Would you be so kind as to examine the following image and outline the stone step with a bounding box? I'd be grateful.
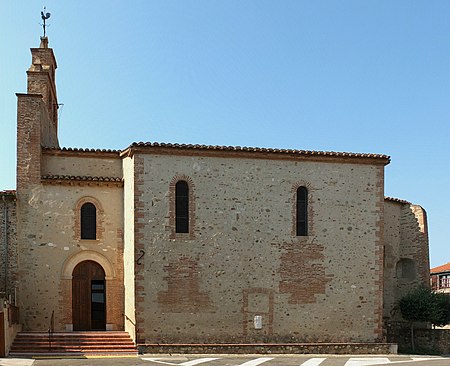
[9,331,138,357]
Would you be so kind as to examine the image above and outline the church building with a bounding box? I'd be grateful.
[0,37,430,348]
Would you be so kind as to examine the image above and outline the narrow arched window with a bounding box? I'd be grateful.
[396,258,416,280]
[175,181,189,233]
[296,186,308,236]
[81,202,96,239]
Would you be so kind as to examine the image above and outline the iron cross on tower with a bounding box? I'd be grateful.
[41,7,51,37]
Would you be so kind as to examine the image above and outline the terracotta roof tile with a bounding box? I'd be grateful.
[431,262,450,274]
[384,196,411,204]
[126,142,390,161]
[0,190,16,196]
[42,175,122,183]
[43,147,121,154]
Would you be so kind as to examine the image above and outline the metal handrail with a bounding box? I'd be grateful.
[123,313,137,342]
[48,310,54,351]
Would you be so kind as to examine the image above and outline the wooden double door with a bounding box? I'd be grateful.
[72,260,106,331]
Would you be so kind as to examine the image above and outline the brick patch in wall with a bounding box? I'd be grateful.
[242,288,274,337]
[157,255,213,313]
[278,241,333,304]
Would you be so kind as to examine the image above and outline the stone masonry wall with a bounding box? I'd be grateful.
[132,153,385,343]
[0,194,18,299]
[42,153,122,178]
[383,201,430,326]
[16,179,124,331]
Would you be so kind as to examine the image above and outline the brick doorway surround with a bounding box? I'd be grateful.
[59,250,123,331]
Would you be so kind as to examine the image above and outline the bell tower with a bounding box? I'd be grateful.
[26,36,59,147]
[16,36,59,192]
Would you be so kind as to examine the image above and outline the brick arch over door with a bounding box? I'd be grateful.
[61,250,115,280]
[58,251,122,331]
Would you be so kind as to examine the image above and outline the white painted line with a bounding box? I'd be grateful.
[300,358,326,366]
[410,358,442,362]
[345,359,392,366]
[0,360,35,366]
[181,358,221,366]
[141,357,220,365]
[238,357,274,366]
[345,357,445,366]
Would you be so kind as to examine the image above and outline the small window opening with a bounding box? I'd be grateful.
[81,202,96,239]
[296,186,308,236]
[175,181,189,233]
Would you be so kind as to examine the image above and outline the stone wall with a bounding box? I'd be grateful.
[129,151,386,344]
[138,342,398,354]
[388,328,450,354]
[383,200,430,326]
[0,193,17,299]
[16,179,124,331]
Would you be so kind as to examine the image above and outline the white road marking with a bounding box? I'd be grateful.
[141,357,220,365]
[237,357,274,366]
[345,358,443,366]
[411,358,442,362]
[0,360,34,366]
[346,359,391,366]
[300,358,326,366]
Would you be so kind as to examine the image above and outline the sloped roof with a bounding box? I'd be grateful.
[431,262,450,274]
[122,141,391,164]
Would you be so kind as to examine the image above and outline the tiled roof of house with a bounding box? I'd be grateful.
[384,196,411,204]
[431,262,450,274]
[0,190,16,196]
[125,142,391,162]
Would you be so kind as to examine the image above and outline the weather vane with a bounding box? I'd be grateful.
[40,6,51,37]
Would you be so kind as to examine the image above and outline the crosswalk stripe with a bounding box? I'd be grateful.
[345,358,391,366]
[300,358,326,366]
[237,357,274,366]
[141,357,220,365]
[180,358,221,366]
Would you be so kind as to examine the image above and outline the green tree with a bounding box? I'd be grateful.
[399,287,450,351]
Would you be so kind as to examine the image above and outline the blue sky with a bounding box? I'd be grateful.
[1,1,448,268]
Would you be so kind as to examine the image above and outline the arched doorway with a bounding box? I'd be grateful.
[72,260,106,331]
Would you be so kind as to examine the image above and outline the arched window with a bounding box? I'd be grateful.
[175,181,189,233]
[396,258,416,280]
[296,186,308,236]
[81,202,96,239]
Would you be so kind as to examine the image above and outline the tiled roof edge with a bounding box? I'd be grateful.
[384,196,411,205]
[43,147,121,154]
[126,142,391,161]
[42,175,123,182]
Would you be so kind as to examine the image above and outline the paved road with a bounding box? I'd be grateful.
[2,355,450,366]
